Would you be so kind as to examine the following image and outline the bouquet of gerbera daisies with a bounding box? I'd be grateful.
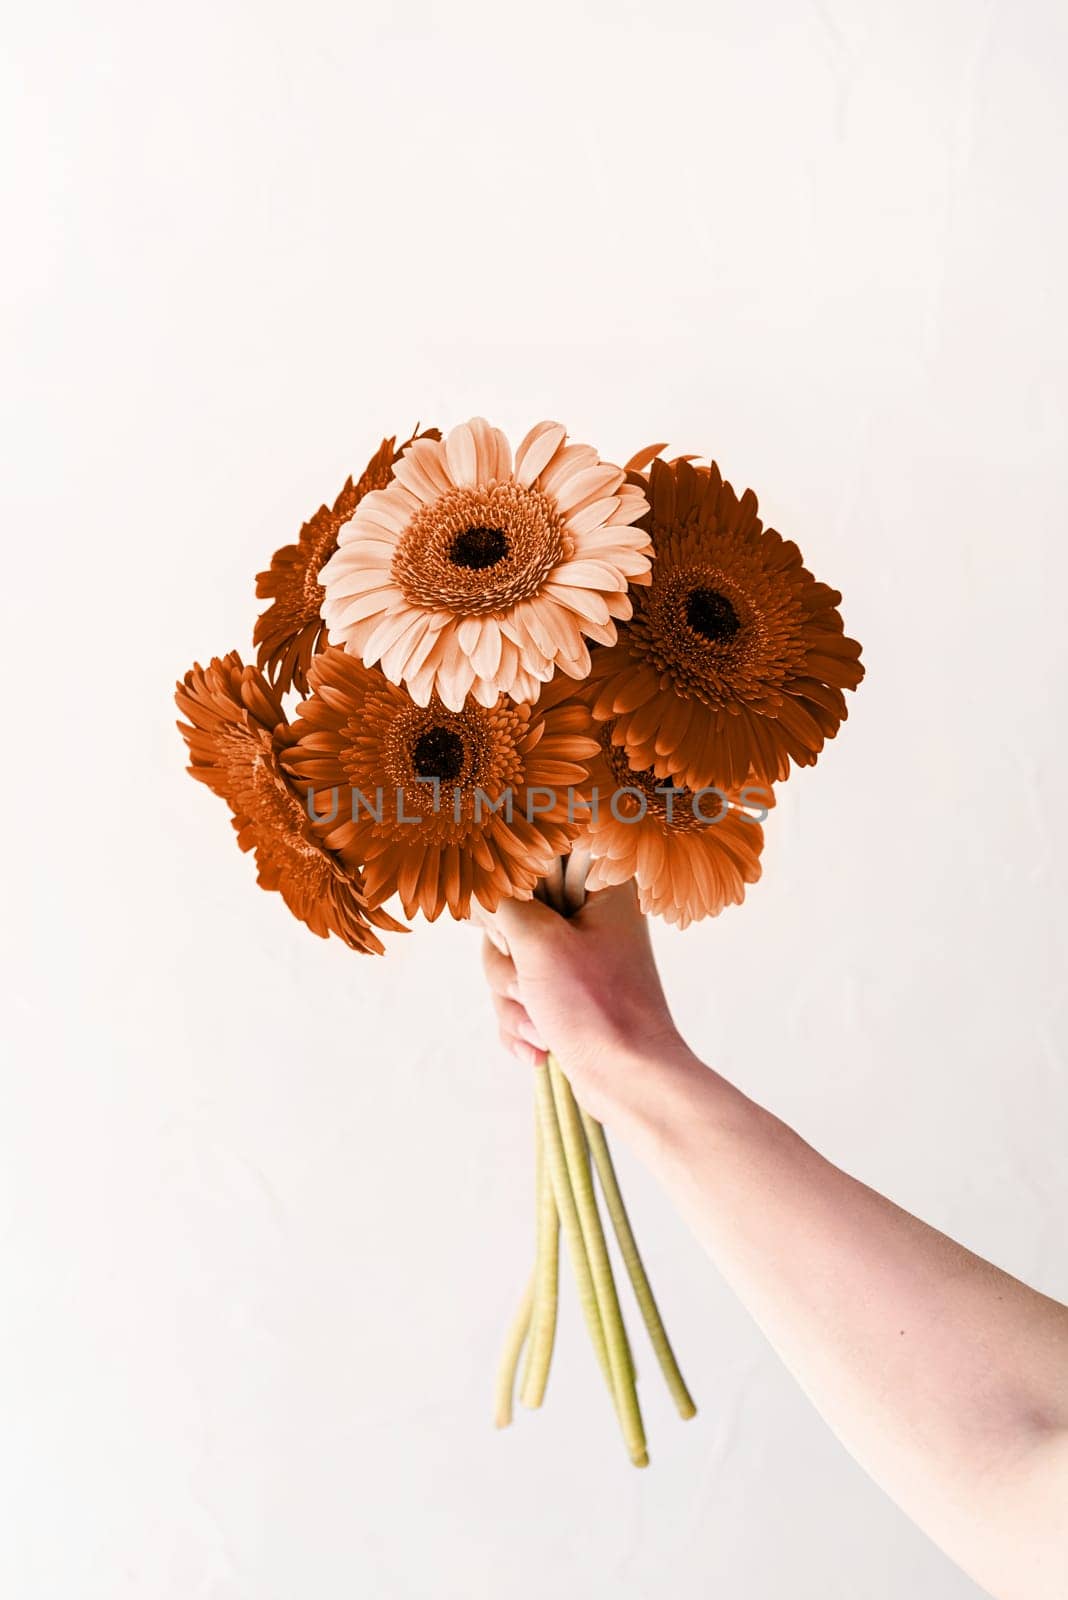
[176,417,863,1466]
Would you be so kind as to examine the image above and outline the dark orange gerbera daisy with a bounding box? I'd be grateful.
[254,427,440,696]
[175,652,402,952]
[586,456,864,791]
[282,647,600,921]
[583,720,772,927]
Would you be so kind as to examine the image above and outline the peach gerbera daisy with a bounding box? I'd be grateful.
[584,721,771,927]
[318,418,652,712]
[254,427,440,696]
[282,647,600,921]
[587,456,864,791]
[175,652,403,953]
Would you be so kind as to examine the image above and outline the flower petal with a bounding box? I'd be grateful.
[444,421,479,488]
[514,421,566,487]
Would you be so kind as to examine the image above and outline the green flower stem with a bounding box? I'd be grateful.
[580,1109,698,1421]
[548,1055,648,1468]
[494,1273,534,1429]
[520,1111,559,1409]
[533,1063,611,1388]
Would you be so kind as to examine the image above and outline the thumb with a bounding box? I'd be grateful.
[483,893,570,975]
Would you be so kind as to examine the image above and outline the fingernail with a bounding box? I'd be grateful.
[518,1021,547,1052]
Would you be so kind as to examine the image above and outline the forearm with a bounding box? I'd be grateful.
[601,1042,1068,1600]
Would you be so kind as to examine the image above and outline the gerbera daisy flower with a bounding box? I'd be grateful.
[587,456,864,791]
[254,427,440,696]
[282,647,600,921]
[583,721,771,927]
[175,652,402,953]
[318,417,652,713]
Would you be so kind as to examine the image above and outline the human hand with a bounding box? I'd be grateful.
[479,880,693,1124]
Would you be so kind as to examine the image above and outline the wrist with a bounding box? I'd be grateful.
[584,1030,714,1143]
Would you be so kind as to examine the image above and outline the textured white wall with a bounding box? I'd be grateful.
[4,1,1067,1595]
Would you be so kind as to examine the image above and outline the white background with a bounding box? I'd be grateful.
[4,1,1067,1596]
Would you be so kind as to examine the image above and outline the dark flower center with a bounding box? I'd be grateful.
[448,525,509,569]
[413,726,465,782]
[686,586,740,642]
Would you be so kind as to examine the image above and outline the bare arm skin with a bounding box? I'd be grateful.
[480,884,1068,1600]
